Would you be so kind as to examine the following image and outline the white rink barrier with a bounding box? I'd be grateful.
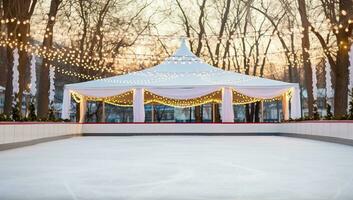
[82,122,353,144]
[0,123,81,146]
[0,121,353,149]
[276,122,353,145]
[81,123,278,135]
[277,122,353,140]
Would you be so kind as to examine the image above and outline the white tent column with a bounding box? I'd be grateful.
[133,88,145,122]
[79,96,87,123]
[221,87,234,122]
[282,93,289,121]
[61,88,71,119]
[290,86,301,119]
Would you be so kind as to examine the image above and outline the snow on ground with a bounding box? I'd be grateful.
[1,136,353,200]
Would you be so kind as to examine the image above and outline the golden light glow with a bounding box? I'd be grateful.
[70,88,287,108]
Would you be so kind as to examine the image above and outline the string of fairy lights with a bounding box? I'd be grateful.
[0,32,333,86]
[1,35,336,63]
[70,88,290,108]
[0,34,341,83]
[1,14,350,57]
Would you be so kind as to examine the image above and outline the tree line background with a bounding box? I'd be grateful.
[0,0,352,122]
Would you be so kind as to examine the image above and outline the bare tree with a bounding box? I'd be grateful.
[297,0,314,117]
[313,0,353,116]
[226,1,277,122]
[175,0,280,122]
[3,0,37,115]
[37,0,62,118]
[281,0,353,116]
[0,0,7,87]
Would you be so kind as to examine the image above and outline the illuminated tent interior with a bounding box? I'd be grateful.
[61,39,301,122]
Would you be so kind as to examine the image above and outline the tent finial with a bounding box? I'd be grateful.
[171,36,194,57]
[179,37,188,49]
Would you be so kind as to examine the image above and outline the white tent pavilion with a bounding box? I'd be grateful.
[61,40,301,122]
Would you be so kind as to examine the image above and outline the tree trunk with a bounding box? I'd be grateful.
[96,102,103,122]
[3,0,37,116]
[213,104,221,122]
[333,0,353,116]
[245,104,251,122]
[17,24,30,116]
[0,47,7,87]
[3,0,12,115]
[254,102,260,122]
[37,57,50,118]
[250,104,255,122]
[0,2,7,87]
[4,45,13,115]
[298,0,314,117]
[3,20,16,115]
[333,40,350,116]
[194,106,202,122]
[37,0,61,118]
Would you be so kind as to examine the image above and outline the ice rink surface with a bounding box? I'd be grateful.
[1,136,353,200]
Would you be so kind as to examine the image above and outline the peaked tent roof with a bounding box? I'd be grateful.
[66,39,296,91]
